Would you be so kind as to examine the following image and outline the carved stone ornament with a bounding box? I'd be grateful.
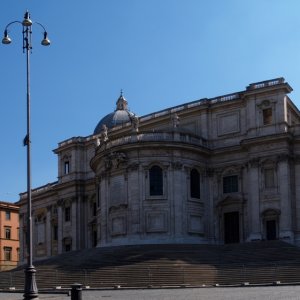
[109,203,128,214]
[172,161,183,170]
[99,124,109,145]
[171,113,180,128]
[57,199,64,206]
[131,115,139,132]
[257,99,271,109]
[95,137,101,147]
[248,158,260,168]
[105,152,128,170]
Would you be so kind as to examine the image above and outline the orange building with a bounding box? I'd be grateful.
[0,201,19,271]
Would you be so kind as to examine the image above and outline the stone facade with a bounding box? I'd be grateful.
[17,77,300,263]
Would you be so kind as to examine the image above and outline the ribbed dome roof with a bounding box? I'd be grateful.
[94,93,137,134]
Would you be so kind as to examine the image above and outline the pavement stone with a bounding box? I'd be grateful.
[1,286,300,300]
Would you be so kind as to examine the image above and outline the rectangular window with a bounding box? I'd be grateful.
[263,108,272,125]
[65,207,71,222]
[190,169,200,199]
[223,175,238,193]
[64,161,70,174]
[5,227,11,239]
[5,211,11,220]
[53,225,58,241]
[149,166,163,196]
[4,247,12,261]
[264,168,275,188]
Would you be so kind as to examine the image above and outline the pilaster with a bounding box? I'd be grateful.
[247,159,262,241]
[278,155,294,241]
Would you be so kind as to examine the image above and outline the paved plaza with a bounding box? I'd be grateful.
[2,286,300,300]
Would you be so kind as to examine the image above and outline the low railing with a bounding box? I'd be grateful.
[1,262,300,290]
[99,132,207,151]
[246,77,285,90]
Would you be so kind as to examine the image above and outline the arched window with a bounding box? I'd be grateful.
[190,169,200,199]
[149,165,163,196]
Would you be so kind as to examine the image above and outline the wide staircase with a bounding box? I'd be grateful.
[1,241,300,290]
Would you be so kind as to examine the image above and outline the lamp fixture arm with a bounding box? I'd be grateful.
[4,20,23,31]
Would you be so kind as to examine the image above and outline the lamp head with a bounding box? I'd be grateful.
[41,32,50,46]
[2,30,11,45]
[22,11,33,27]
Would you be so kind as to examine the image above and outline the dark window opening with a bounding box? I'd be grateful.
[4,247,12,261]
[190,169,200,199]
[93,230,97,247]
[65,207,71,222]
[5,228,11,239]
[5,211,11,220]
[64,161,70,174]
[224,211,240,244]
[53,225,58,241]
[263,108,272,125]
[149,165,163,196]
[223,175,238,193]
[266,220,277,240]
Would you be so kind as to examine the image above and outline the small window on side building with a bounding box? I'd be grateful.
[5,211,11,220]
[5,227,11,239]
[4,247,12,261]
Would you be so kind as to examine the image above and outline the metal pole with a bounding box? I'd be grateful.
[23,24,39,300]
[2,10,49,299]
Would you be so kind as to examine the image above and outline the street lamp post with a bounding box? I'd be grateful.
[2,11,50,300]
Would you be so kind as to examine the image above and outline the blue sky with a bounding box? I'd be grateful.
[1,0,300,202]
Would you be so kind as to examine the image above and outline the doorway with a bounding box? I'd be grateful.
[266,220,277,240]
[224,211,240,244]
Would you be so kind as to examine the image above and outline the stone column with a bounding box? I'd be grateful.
[57,201,63,254]
[172,162,184,240]
[96,181,101,247]
[278,155,293,241]
[294,157,300,245]
[79,195,87,249]
[100,177,108,245]
[206,168,215,242]
[71,197,77,250]
[247,159,262,241]
[127,163,140,240]
[46,206,52,257]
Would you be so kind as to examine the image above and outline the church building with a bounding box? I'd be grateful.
[17,77,300,263]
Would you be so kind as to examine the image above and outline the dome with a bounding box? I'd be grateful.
[94,93,136,134]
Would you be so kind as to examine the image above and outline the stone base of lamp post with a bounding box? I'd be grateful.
[23,265,39,299]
